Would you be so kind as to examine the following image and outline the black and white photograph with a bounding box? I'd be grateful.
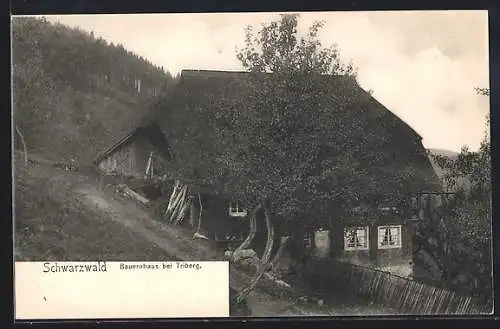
[12,11,492,317]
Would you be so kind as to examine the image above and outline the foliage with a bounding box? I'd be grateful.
[236,14,356,75]
[187,14,430,231]
[474,87,490,96]
[12,17,172,99]
[422,89,491,303]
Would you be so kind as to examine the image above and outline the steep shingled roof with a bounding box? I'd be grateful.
[93,122,172,166]
[141,69,442,194]
[160,69,423,139]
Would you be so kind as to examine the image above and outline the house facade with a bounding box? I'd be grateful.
[327,211,414,278]
[94,69,443,276]
[305,191,454,278]
[183,189,271,255]
[93,123,171,180]
[188,191,251,243]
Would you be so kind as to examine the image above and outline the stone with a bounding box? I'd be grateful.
[241,257,260,268]
[274,279,291,288]
[232,249,257,262]
[297,296,308,304]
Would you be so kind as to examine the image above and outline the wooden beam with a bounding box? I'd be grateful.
[118,185,150,206]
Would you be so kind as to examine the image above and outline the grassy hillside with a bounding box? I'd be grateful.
[11,17,180,260]
[14,152,174,260]
[426,148,473,192]
[11,17,177,163]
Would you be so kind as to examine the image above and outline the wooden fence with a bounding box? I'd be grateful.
[304,259,491,315]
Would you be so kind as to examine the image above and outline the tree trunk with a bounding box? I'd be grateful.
[196,192,203,232]
[98,174,104,191]
[15,125,28,168]
[260,205,274,264]
[189,197,196,228]
[192,192,209,239]
[327,216,334,259]
[268,236,290,270]
[233,203,262,254]
[234,236,290,305]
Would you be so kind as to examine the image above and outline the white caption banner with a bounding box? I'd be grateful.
[15,261,229,319]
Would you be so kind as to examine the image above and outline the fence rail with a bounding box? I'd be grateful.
[305,259,491,315]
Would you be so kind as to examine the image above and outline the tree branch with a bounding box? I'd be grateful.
[260,204,274,263]
[233,203,262,254]
[234,236,290,304]
[195,192,203,233]
[15,124,28,168]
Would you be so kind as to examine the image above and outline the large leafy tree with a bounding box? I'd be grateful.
[420,88,491,304]
[194,14,425,303]
[221,14,419,246]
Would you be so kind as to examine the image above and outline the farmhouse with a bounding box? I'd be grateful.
[93,123,171,180]
[94,69,442,276]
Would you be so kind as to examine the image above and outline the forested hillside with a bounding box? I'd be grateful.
[427,148,475,192]
[11,16,177,163]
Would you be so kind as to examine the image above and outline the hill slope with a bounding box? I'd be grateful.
[426,148,458,182]
[11,17,177,163]
[426,148,474,192]
[427,148,459,160]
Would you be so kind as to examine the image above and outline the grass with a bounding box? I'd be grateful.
[12,154,401,316]
[13,154,174,261]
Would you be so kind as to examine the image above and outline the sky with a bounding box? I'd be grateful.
[39,11,489,153]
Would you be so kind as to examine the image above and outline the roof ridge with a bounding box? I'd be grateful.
[178,69,421,140]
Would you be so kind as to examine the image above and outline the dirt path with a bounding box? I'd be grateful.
[73,183,398,316]
[74,184,315,316]
[15,152,399,316]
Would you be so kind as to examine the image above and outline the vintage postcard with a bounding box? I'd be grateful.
[12,10,492,319]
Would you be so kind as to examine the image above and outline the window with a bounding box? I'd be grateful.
[304,232,313,250]
[228,203,248,217]
[378,225,402,249]
[344,227,369,251]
